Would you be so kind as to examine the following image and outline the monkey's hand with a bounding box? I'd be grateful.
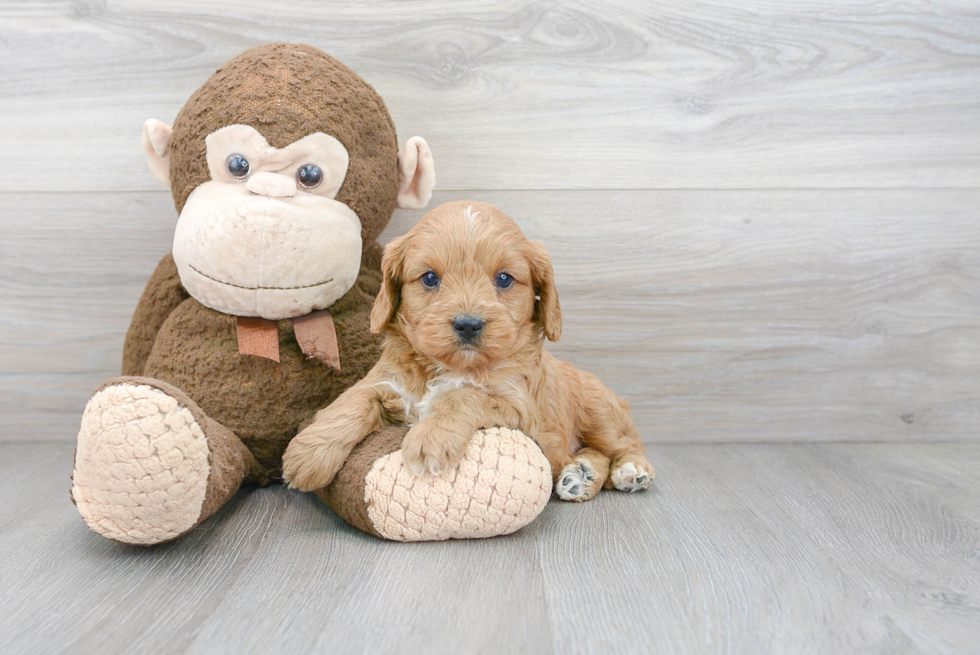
[400,419,471,477]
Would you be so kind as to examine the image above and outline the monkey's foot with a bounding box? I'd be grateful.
[72,377,253,545]
[319,426,553,541]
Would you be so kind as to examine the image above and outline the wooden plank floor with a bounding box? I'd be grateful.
[1,441,978,654]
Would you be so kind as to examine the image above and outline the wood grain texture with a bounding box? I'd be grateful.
[3,189,977,443]
[0,1,979,192]
[1,441,978,654]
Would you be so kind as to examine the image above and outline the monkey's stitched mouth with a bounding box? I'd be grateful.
[188,264,334,291]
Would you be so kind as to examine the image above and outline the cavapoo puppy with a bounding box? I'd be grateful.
[282,201,654,501]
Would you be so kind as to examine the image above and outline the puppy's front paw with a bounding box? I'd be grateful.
[556,461,601,502]
[401,422,470,477]
[281,429,349,491]
[610,459,655,493]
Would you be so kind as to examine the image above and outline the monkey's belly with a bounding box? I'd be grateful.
[142,297,381,476]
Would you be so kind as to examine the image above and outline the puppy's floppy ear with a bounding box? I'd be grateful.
[528,241,562,341]
[371,234,409,333]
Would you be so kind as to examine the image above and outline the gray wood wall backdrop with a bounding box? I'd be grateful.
[1,0,978,443]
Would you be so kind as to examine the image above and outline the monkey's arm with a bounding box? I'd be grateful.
[281,366,389,491]
[121,253,189,376]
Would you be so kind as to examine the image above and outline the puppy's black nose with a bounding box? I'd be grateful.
[453,315,485,342]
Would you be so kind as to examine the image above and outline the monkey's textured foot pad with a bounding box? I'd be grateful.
[72,382,211,545]
[357,427,552,541]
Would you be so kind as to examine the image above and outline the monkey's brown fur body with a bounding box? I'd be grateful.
[130,44,400,477]
[143,42,400,483]
[121,250,384,476]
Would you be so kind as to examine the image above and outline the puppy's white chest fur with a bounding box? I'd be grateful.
[379,375,483,426]
[416,375,485,421]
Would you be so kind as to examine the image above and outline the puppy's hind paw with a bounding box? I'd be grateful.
[555,461,600,502]
[610,460,654,493]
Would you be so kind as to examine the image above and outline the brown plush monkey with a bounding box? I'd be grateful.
[69,43,440,544]
[71,43,551,545]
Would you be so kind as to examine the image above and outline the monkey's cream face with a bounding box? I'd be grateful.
[172,124,362,320]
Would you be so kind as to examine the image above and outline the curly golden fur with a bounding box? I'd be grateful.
[282,201,654,501]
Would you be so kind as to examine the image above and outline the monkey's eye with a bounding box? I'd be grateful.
[421,271,441,289]
[297,164,323,189]
[227,154,250,179]
[495,272,515,289]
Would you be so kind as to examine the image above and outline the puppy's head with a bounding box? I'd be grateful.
[371,201,561,372]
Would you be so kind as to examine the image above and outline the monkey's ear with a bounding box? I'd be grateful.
[528,241,562,342]
[370,234,409,333]
[396,137,435,209]
[142,119,173,189]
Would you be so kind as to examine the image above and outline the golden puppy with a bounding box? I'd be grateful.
[282,201,654,501]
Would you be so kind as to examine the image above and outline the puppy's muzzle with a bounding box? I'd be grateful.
[453,314,485,345]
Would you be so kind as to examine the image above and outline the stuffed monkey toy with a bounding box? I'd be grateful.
[70,43,551,544]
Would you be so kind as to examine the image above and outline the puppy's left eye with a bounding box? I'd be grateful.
[421,271,441,289]
[495,272,515,289]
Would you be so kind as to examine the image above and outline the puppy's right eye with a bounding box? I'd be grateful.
[421,271,441,289]
[495,272,515,289]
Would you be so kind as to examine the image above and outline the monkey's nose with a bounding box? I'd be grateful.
[453,315,485,343]
[246,171,296,198]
